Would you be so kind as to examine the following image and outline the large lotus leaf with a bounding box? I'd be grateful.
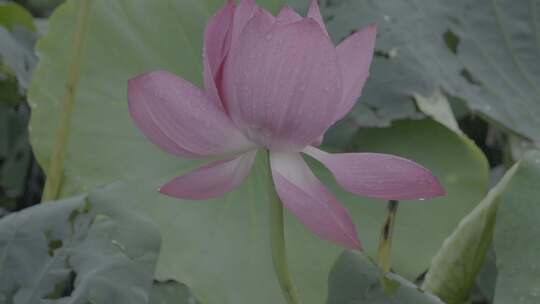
[327,251,443,304]
[287,0,540,140]
[28,0,488,303]
[28,0,281,175]
[493,151,540,304]
[0,183,161,304]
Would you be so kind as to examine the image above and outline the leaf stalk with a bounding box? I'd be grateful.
[42,0,92,201]
[377,200,399,287]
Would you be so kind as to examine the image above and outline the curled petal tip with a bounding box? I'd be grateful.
[429,178,447,198]
[415,171,447,200]
[307,0,329,36]
[158,181,191,199]
[309,0,321,10]
[276,5,302,25]
[440,186,447,196]
[351,238,363,251]
[157,184,172,197]
[367,22,378,31]
[127,75,138,85]
[127,71,151,88]
[366,23,378,37]
[304,17,323,30]
[157,186,178,199]
[356,23,378,40]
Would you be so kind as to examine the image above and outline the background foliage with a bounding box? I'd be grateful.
[0,183,161,303]
[1,0,539,303]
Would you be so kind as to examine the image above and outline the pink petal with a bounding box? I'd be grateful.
[276,6,302,25]
[303,146,446,200]
[160,150,257,200]
[223,18,342,152]
[230,0,274,52]
[270,152,362,250]
[312,135,324,147]
[332,24,377,123]
[128,70,254,158]
[203,0,236,108]
[307,0,329,36]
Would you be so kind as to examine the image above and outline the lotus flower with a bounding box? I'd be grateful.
[128,0,445,249]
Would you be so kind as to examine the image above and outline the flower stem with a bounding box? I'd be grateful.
[266,151,302,304]
[41,0,92,202]
[377,200,399,285]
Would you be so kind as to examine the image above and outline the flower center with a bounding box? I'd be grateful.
[242,124,306,153]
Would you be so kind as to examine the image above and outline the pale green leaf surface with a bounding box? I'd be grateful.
[493,151,540,304]
[150,281,198,304]
[422,162,519,304]
[477,247,497,302]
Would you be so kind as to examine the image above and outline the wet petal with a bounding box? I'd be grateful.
[270,151,362,249]
[307,0,329,36]
[224,18,342,151]
[128,70,254,158]
[160,150,257,199]
[203,0,235,108]
[333,24,377,123]
[304,146,445,200]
